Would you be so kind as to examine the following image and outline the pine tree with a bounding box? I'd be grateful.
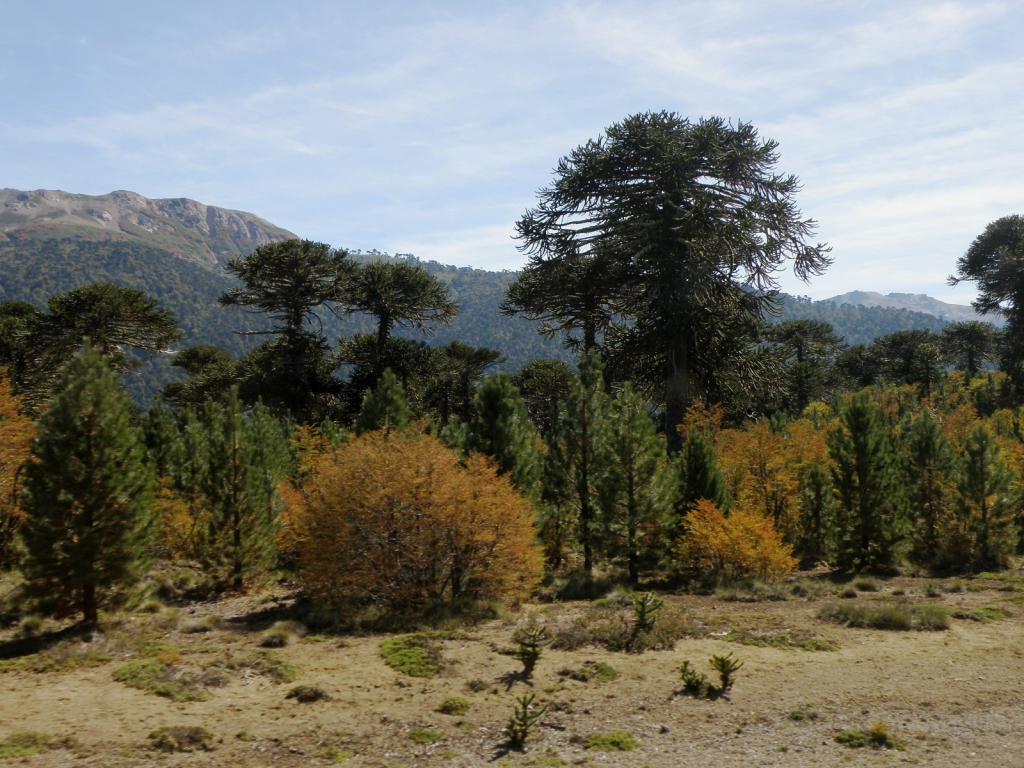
[904,412,957,565]
[597,383,672,585]
[355,368,412,434]
[797,462,834,567]
[956,424,1015,569]
[19,348,155,625]
[676,428,729,522]
[466,374,542,497]
[828,394,907,571]
[201,389,289,589]
[543,353,610,575]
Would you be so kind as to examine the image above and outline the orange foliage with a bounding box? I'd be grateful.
[716,418,829,543]
[0,373,34,567]
[294,430,543,612]
[677,499,797,581]
[677,399,725,439]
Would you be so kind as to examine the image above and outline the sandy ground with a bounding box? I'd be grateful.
[2,574,1024,767]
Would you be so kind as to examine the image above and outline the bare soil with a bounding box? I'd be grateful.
[3,573,1024,767]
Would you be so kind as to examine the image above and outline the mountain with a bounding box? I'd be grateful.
[820,290,998,326]
[0,187,968,403]
[0,188,295,268]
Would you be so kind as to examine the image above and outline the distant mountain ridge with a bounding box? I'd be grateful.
[0,187,976,402]
[820,290,998,325]
[0,188,295,268]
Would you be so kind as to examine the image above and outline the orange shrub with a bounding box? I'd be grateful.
[0,373,34,567]
[677,499,796,581]
[294,430,543,612]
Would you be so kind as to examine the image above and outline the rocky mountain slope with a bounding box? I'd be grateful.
[821,290,996,325]
[0,188,295,268]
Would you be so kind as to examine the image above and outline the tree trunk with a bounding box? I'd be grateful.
[82,581,98,627]
[627,475,639,586]
[664,340,691,453]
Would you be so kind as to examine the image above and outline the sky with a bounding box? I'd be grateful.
[2,1,1022,303]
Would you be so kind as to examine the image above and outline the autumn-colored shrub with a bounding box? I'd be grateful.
[0,373,34,567]
[676,500,796,581]
[294,430,543,613]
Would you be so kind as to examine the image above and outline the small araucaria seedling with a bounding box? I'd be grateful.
[709,651,743,694]
[512,625,550,679]
[630,592,664,634]
[504,693,548,750]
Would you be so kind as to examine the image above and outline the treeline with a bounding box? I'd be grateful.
[2,111,1023,631]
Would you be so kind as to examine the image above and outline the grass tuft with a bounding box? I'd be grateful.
[147,726,215,753]
[409,727,444,745]
[835,722,904,750]
[818,601,948,631]
[436,697,471,715]
[584,731,638,751]
[380,634,444,677]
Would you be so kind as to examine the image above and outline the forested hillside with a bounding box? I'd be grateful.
[0,227,960,403]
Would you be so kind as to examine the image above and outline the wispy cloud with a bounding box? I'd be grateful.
[1,1,1021,303]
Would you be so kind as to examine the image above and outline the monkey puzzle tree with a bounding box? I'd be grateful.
[949,215,1024,391]
[942,321,998,377]
[768,320,844,414]
[1,284,181,409]
[220,239,356,421]
[514,112,830,446]
[344,260,457,376]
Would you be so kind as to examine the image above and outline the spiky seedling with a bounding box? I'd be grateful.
[512,625,550,678]
[630,592,663,634]
[709,652,743,694]
[679,660,711,698]
[505,693,548,750]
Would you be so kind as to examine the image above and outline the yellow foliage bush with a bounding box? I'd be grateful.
[677,499,796,581]
[294,430,543,612]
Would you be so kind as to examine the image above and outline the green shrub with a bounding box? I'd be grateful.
[112,659,208,702]
[466,678,490,693]
[286,684,330,702]
[788,704,819,721]
[835,722,904,750]
[260,620,306,648]
[147,726,215,753]
[409,727,444,745]
[437,697,471,715]
[679,660,712,698]
[953,606,1011,623]
[380,634,444,678]
[853,578,880,592]
[584,732,638,751]
[0,732,66,759]
[558,661,619,684]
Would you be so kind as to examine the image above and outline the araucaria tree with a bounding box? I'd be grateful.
[597,383,672,584]
[220,239,356,421]
[19,348,155,625]
[344,260,458,377]
[950,215,1024,390]
[200,388,290,590]
[828,394,907,571]
[513,112,830,445]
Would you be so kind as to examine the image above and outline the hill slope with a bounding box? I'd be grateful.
[0,188,968,403]
[0,188,295,268]
[820,290,996,325]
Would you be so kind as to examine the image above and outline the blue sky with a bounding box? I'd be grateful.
[2,1,1022,302]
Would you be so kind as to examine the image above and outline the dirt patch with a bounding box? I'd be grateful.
[1,577,1023,766]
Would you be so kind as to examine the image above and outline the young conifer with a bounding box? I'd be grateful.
[828,394,907,571]
[201,388,289,589]
[598,383,672,584]
[467,374,542,497]
[956,423,1015,569]
[355,368,412,434]
[20,347,155,625]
